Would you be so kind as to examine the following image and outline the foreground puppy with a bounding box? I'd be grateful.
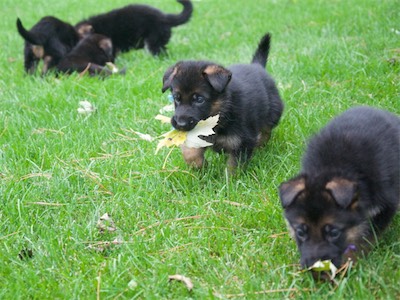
[56,33,118,76]
[162,33,284,169]
[16,17,79,74]
[279,106,400,271]
[75,0,193,56]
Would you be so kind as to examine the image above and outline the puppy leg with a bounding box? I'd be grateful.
[180,145,206,168]
[256,126,272,147]
[227,147,254,170]
[24,45,39,74]
[145,29,171,55]
[42,56,53,74]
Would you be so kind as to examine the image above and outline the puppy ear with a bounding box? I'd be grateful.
[77,24,94,38]
[279,177,306,208]
[162,65,178,93]
[325,178,357,208]
[99,38,113,59]
[203,65,232,93]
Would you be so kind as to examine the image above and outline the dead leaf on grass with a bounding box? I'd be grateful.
[168,274,194,292]
[77,100,96,115]
[96,213,117,233]
[86,238,122,252]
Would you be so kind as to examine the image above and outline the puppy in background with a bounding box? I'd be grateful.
[16,17,79,74]
[56,33,123,76]
[162,33,284,170]
[75,0,193,56]
[279,106,400,271]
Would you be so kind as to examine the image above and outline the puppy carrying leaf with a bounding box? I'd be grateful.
[156,115,219,153]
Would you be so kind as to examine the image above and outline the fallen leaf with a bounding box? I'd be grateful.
[96,213,117,233]
[87,238,122,252]
[78,100,96,114]
[133,131,154,142]
[127,279,138,290]
[168,274,194,291]
[159,104,175,114]
[105,62,119,73]
[155,114,172,124]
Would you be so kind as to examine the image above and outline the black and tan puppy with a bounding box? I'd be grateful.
[56,33,119,76]
[279,106,400,271]
[75,0,193,56]
[16,17,79,74]
[162,33,284,169]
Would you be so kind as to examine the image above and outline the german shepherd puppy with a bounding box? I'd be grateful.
[279,106,400,270]
[56,33,117,76]
[16,17,79,74]
[161,33,284,169]
[75,0,193,56]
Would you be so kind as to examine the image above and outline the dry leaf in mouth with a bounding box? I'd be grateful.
[168,274,194,291]
[156,115,219,153]
[308,260,338,280]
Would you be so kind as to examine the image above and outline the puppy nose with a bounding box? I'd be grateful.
[173,116,195,131]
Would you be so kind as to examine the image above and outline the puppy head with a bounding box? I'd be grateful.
[162,61,232,131]
[279,175,366,269]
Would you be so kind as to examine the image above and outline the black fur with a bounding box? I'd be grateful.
[75,0,193,56]
[162,33,284,169]
[56,33,116,76]
[279,106,400,269]
[16,17,79,74]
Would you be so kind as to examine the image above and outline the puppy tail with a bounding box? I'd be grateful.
[16,18,44,45]
[251,33,271,68]
[165,0,193,26]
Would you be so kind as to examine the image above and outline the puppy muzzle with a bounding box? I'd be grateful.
[300,243,343,269]
[171,114,198,131]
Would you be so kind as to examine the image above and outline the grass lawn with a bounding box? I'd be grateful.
[1,0,399,298]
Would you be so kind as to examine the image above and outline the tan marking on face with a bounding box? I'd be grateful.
[180,145,206,168]
[210,98,222,115]
[32,45,44,59]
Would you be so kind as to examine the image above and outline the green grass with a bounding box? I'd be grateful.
[1,0,399,298]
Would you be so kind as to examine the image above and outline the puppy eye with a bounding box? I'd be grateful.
[193,94,205,104]
[325,225,341,240]
[173,93,181,104]
[295,225,308,241]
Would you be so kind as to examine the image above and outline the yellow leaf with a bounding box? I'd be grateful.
[156,129,187,153]
[308,259,337,280]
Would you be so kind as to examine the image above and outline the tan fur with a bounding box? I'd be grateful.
[210,98,222,116]
[77,24,93,38]
[203,65,223,76]
[180,145,206,168]
[32,45,44,58]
